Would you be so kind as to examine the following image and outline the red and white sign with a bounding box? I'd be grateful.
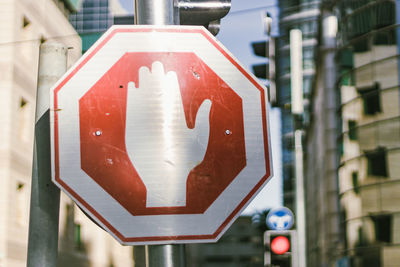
[51,25,272,245]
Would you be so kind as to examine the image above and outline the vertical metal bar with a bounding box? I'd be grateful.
[134,1,184,266]
[147,245,185,267]
[290,28,306,267]
[294,130,306,267]
[135,0,176,25]
[27,42,68,267]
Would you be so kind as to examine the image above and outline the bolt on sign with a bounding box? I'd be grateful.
[50,25,273,245]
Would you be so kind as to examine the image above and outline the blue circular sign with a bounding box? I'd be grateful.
[266,207,294,230]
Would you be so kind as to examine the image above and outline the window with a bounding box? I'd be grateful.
[352,172,359,194]
[348,120,357,140]
[16,182,27,225]
[357,83,381,115]
[303,78,312,95]
[40,35,47,44]
[374,1,395,29]
[283,164,294,191]
[350,11,371,38]
[74,223,83,250]
[353,38,370,53]
[340,70,354,86]
[370,214,392,243]
[340,49,354,68]
[357,226,368,246]
[18,98,32,142]
[341,209,348,250]
[374,29,396,45]
[338,135,344,157]
[21,16,34,61]
[100,0,108,7]
[83,1,95,8]
[365,147,388,177]
[282,133,294,150]
[23,16,30,28]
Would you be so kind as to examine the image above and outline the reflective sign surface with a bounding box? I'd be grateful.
[51,26,272,245]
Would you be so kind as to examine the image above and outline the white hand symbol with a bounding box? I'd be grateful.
[125,61,212,207]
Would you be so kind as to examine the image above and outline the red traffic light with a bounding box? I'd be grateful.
[271,236,290,255]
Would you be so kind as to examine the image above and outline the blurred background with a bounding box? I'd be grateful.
[1,0,399,266]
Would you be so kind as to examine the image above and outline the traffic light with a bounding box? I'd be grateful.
[251,41,268,79]
[251,38,277,106]
[250,13,277,105]
[178,0,231,35]
[265,230,296,267]
[251,12,272,79]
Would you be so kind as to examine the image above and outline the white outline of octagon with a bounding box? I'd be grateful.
[51,26,273,245]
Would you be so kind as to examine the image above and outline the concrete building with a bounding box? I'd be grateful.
[0,0,133,266]
[303,0,400,265]
[335,0,400,266]
[185,216,264,267]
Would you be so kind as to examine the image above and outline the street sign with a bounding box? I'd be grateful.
[266,207,294,231]
[50,25,272,245]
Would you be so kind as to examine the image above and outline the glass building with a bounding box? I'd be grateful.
[69,0,113,52]
[277,0,321,216]
[335,0,400,266]
[68,0,130,53]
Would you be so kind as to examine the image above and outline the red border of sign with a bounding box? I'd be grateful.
[53,27,271,243]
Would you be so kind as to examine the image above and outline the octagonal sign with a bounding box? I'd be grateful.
[51,25,272,245]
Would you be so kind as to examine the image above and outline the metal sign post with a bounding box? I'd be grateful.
[146,245,186,267]
[290,29,306,267]
[27,43,68,267]
[135,0,177,26]
[134,0,184,266]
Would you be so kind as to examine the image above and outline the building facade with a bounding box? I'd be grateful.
[69,0,113,53]
[335,0,400,266]
[0,1,80,266]
[302,2,343,266]
[276,1,324,265]
[69,0,131,53]
[277,0,321,213]
[276,1,350,266]
[185,216,264,267]
[278,0,400,265]
[0,0,134,266]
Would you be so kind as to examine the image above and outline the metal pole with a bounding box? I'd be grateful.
[146,245,185,267]
[26,42,68,267]
[290,29,306,267]
[134,1,185,266]
[135,0,177,25]
[294,130,306,267]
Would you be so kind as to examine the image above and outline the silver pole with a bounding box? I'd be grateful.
[134,1,185,266]
[26,42,68,267]
[146,245,185,267]
[135,0,177,25]
[290,28,306,267]
[294,130,306,267]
